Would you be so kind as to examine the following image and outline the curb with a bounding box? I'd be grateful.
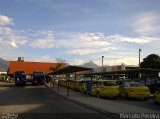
[66,97,119,119]
[44,83,67,99]
[44,83,119,119]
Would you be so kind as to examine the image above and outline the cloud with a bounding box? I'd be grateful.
[132,12,160,36]
[69,49,93,55]
[8,41,18,48]
[2,38,28,48]
[59,32,111,48]
[30,55,55,62]
[0,15,14,26]
[59,32,114,55]
[0,13,159,66]
[109,34,155,44]
[70,59,86,65]
[0,26,28,48]
[0,27,56,49]
[0,27,12,35]
[94,56,139,66]
[21,29,56,49]
[59,32,158,55]
[7,39,28,48]
[30,39,55,49]
[69,55,139,66]
[77,33,111,48]
[0,15,28,49]
[68,47,116,55]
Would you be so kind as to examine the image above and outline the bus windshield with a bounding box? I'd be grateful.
[15,71,26,78]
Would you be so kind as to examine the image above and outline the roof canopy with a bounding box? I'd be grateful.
[51,65,92,75]
[92,68,160,75]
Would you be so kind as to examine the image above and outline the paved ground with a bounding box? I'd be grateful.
[46,83,160,114]
[0,82,117,119]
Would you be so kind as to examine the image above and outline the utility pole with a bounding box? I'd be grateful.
[101,56,104,80]
[102,56,104,71]
[139,48,141,69]
[139,48,141,79]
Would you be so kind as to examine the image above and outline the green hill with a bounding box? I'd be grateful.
[0,58,8,71]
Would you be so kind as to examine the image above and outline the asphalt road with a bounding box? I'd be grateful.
[0,82,117,119]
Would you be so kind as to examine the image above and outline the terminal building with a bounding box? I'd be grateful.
[93,63,138,73]
[7,57,66,76]
[83,62,160,82]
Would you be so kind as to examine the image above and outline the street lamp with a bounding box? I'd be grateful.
[139,48,142,79]
[102,56,104,71]
[139,48,141,69]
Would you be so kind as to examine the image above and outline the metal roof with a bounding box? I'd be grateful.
[51,65,92,75]
[7,61,66,75]
[92,68,160,75]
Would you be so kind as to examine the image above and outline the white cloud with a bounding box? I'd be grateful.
[8,41,18,48]
[94,56,139,66]
[101,47,117,52]
[68,47,117,55]
[0,15,28,49]
[7,39,28,48]
[0,14,159,66]
[132,12,160,36]
[30,55,56,62]
[70,59,85,65]
[17,39,28,45]
[30,39,55,49]
[109,34,155,44]
[69,49,93,55]
[2,38,28,48]
[69,56,139,66]
[0,27,12,35]
[0,26,28,48]
[75,33,111,48]
[59,33,111,48]
[59,32,114,55]
[59,32,158,55]
[27,30,56,49]
[110,56,139,65]
[0,15,14,26]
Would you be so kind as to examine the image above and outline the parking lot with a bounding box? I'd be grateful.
[0,82,115,119]
[0,78,160,119]
[46,82,160,114]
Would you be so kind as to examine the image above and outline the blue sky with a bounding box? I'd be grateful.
[0,0,160,66]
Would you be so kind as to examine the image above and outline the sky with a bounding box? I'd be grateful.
[0,0,160,66]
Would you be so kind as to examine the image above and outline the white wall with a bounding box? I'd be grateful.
[0,72,7,74]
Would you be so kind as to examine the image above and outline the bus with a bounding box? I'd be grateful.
[14,71,26,86]
[32,71,45,85]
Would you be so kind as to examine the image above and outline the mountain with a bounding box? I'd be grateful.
[81,61,99,68]
[0,58,8,71]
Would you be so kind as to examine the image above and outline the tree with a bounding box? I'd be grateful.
[51,58,66,72]
[141,54,160,69]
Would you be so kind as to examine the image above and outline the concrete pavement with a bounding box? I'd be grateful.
[0,82,117,119]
